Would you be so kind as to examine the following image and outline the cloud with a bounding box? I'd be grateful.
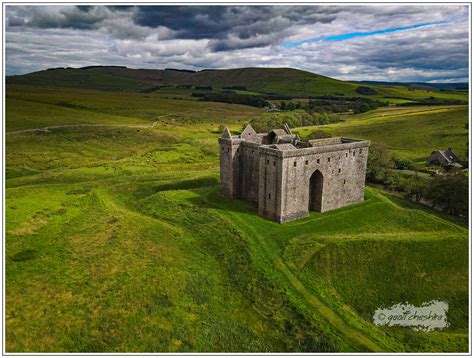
[5,5,469,82]
[280,21,447,47]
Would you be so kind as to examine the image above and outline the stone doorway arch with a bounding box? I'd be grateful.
[309,170,324,212]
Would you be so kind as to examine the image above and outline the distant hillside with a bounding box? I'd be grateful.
[6,66,362,97]
[355,80,468,91]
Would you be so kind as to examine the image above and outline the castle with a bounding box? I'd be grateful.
[218,124,370,223]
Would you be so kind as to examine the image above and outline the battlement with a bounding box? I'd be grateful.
[218,123,370,223]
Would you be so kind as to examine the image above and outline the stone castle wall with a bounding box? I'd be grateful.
[219,127,370,223]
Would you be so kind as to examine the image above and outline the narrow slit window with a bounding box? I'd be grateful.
[266,159,269,164]
[344,179,346,184]
[268,193,271,199]
[305,160,308,165]
[346,153,348,157]
[338,168,341,173]
[328,157,331,162]
[317,159,320,164]
[273,161,276,166]
[353,152,356,157]
[359,149,362,154]
[294,162,297,167]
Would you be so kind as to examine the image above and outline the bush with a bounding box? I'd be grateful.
[393,158,414,170]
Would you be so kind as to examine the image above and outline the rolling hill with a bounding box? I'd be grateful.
[6,66,468,103]
[7,66,359,96]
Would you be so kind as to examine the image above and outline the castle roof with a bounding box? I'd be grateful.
[222,127,232,139]
[272,143,297,151]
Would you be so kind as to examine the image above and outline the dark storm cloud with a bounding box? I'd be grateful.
[5,5,469,82]
[134,5,337,40]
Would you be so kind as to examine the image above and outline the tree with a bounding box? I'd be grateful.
[424,171,468,217]
[404,174,429,203]
[366,143,394,183]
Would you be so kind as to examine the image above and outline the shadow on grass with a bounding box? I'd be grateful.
[186,187,259,216]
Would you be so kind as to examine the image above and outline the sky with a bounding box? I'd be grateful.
[5,5,470,82]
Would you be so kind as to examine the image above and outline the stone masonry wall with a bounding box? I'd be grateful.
[219,129,370,223]
[279,142,369,223]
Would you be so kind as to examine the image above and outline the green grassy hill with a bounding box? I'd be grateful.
[6,66,360,97]
[293,105,469,163]
[5,85,468,352]
[7,66,468,102]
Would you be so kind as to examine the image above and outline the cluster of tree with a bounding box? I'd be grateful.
[367,143,468,217]
[272,95,385,114]
[279,101,303,110]
[248,112,340,132]
[195,92,269,108]
[305,96,386,114]
[262,94,294,100]
[356,86,378,95]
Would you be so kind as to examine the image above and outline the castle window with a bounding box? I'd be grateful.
[338,168,341,173]
[346,153,348,157]
[305,160,308,165]
[227,148,230,153]
[294,162,297,167]
[359,149,362,154]
[317,159,320,164]
[252,150,254,154]
[266,159,269,164]
[328,157,331,162]
[273,161,275,166]
[344,179,346,184]
[353,152,356,157]
[268,193,271,199]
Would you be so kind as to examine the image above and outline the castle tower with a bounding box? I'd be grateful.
[218,127,242,198]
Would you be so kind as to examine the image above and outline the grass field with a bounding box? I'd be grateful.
[5,85,469,352]
[294,105,469,163]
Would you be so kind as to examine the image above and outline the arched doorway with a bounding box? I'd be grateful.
[309,170,324,212]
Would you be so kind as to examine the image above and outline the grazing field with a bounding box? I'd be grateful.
[5,85,469,352]
[294,105,469,163]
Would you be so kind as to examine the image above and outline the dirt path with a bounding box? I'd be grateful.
[6,109,200,135]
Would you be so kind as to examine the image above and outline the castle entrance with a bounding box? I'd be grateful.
[309,170,324,212]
